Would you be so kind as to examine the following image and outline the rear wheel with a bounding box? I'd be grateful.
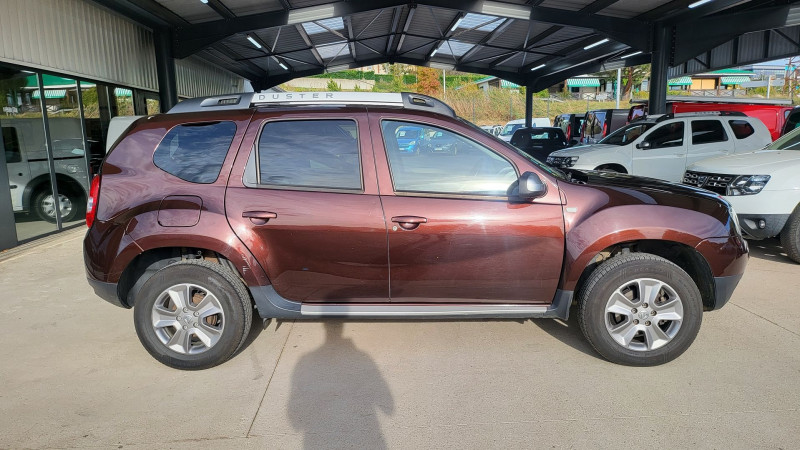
[577,253,703,366]
[133,260,252,370]
[780,206,800,263]
[32,188,80,223]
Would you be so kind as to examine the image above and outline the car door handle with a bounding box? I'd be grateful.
[242,211,277,225]
[391,216,427,230]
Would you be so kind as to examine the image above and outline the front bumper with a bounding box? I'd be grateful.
[712,274,744,310]
[737,213,790,240]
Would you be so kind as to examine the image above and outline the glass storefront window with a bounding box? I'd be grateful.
[44,76,91,228]
[115,88,134,115]
[0,66,58,241]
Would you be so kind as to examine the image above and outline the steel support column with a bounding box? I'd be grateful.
[154,28,178,112]
[648,23,670,115]
[525,84,534,128]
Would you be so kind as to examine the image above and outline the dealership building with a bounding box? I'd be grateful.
[0,0,244,250]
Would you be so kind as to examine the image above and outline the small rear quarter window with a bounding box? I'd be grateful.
[728,120,755,139]
[153,121,237,183]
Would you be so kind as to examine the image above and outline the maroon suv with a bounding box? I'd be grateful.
[83,92,747,369]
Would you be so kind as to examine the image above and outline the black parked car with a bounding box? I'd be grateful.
[509,127,568,161]
[553,113,583,146]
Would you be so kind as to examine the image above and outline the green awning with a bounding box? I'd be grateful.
[668,76,692,86]
[566,78,600,87]
[500,80,520,88]
[31,89,67,99]
[720,76,751,85]
[115,88,132,97]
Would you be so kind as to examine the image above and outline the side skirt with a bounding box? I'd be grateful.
[250,286,573,321]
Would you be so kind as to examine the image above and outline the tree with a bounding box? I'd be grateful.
[326,79,341,91]
[594,63,650,99]
[415,66,441,96]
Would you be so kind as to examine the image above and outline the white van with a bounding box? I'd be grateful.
[2,118,93,222]
[498,118,551,142]
[684,126,800,262]
[546,112,771,182]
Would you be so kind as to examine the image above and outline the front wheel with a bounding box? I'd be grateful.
[780,206,800,263]
[577,253,703,366]
[133,260,253,370]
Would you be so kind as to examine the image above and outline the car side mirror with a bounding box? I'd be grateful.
[516,171,547,201]
[636,141,651,150]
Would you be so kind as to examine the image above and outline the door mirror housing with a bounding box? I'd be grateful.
[636,141,652,150]
[515,171,547,201]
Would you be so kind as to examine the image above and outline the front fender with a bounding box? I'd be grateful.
[560,204,729,291]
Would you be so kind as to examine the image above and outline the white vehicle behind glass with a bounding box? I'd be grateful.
[684,126,800,263]
[499,118,551,142]
[547,112,771,182]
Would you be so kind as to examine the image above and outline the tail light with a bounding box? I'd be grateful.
[86,175,101,228]
[603,121,610,137]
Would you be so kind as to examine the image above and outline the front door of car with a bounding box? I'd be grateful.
[373,116,565,304]
[226,112,389,303]
[631,120,687,182]
[686,119,731,166]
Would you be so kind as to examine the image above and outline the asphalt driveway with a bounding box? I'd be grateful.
[1,228,798,449]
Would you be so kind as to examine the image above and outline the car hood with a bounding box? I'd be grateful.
[688,150,800,174]
[565,169,721,203]
[550,144,620,156]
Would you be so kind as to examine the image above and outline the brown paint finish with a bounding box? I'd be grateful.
[85,102,747,313]
[224,109,390,302]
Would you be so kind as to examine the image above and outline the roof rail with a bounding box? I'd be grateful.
[655,110,746,122]
[166,91,456,117]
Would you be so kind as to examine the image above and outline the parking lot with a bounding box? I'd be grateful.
[1,228,798,449]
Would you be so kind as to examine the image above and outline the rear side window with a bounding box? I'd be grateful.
[728,120,755,139]
[256,120,361,190]
[691,120,728,144]
[153,121,236,183]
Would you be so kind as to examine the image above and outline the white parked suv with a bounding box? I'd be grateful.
[684,126,800,263]
[498,118,551,142]
[546,112,771,182]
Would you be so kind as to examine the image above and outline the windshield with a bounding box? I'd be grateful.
[767,126,800,150]
[500,123,523,136]
[599,122,654,146]
[457,118,567,180]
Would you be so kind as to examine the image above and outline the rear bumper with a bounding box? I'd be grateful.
[711,274,744,310]
[86,275,126,308]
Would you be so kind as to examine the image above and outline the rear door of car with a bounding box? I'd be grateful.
[225,109,389,303]
[370,111,565,304]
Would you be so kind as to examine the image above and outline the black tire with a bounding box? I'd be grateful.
[780,205,800,263]
[133,260,253,370]
[32,187,80,223]
[576,253,703,366]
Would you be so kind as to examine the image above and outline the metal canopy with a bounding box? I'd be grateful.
[92,0,800,94]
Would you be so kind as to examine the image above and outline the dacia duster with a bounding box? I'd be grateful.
[84,92,748,369]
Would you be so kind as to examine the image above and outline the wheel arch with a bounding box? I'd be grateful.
[571,240,716,311]
[594,163,628,173]
[22,173,88,209]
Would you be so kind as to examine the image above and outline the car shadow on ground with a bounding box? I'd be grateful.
[747,237,796,265]
[531,308,604,361]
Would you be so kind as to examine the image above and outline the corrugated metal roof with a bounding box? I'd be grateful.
[566,78,600,87]
[668,76,692,86]
[720,76,751,85]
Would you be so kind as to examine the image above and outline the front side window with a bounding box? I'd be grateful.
[256,119,361,190]
[2,127,21,163]
[600,123,654,146]
[691,120,728,144]
[381,120,516,196]
[643,122,684,148]
[153,121,237,183]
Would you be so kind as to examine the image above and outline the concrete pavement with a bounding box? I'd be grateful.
[1,228,798,449]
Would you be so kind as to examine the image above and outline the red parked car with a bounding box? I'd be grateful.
[629,97,793,141]
[84,92,747,369]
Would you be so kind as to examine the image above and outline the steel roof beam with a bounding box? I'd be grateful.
[172,0,650,58]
